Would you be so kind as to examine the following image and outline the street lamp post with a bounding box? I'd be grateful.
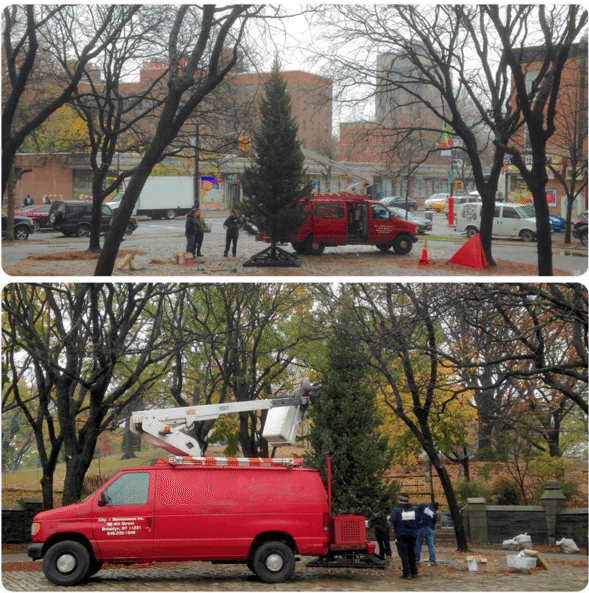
[193,122,201,209]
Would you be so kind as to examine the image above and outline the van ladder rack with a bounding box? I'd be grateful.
[168,455,304,467]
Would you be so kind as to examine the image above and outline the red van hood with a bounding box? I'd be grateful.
[33,498,94,522]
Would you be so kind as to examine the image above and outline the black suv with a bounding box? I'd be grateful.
[2,213,35,240]
[49,200,137,237]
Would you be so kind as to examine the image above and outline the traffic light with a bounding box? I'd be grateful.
[238,135,251,151]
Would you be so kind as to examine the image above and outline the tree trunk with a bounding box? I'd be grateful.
[40,473,55,511]
[433,461,469,551]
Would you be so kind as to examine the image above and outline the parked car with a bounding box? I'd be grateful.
[424,193,450,211]
[49,200,137,237]
[388,205,432,234]
[2,213,35,240]
[379,195,419,212]
[548,214,565,232]
[14,204,52,231]
[573,211,588,246]
[454,202,537,241]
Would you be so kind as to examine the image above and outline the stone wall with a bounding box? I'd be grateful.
[2,498,42,544]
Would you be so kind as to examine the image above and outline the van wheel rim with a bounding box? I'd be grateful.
[56,553,77,573]
[266,553,284,572]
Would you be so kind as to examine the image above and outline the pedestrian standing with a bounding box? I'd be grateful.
[223,210,239,257]
[193,208,206,257]
[373,512,392,561]
[24,195,33,206]
[185,209,197,256]
[415,502,438,566]
[390,492,419,579]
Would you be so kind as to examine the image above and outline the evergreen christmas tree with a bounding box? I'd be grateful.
[238,60,313,266]
[306,310,398,523]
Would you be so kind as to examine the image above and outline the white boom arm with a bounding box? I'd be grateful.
[130,385,320,457]
[302,148,373,194]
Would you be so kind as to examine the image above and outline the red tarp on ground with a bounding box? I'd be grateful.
[448,234,487,268]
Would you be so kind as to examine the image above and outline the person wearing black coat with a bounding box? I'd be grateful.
[390,493,420,579]
[185,209,197,255]
[223,210,239,257]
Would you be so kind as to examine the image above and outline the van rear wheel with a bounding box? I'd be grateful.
[304,234,325,255]
[253,541,295,583]
[43,540,91,586]
[520,229,535,242]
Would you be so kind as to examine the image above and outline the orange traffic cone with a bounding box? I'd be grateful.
[418,238,430,265]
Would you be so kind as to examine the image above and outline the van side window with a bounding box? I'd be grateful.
[103,472,149,506]
[370,204,391,220]
[502,207,520,219]
[315,203,344,220]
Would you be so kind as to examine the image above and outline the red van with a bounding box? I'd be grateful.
[285,193,418,255]
[27,457,378,585]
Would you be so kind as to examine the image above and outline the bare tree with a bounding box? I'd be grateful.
[1,5,139,236]
[310,5,587,273]
[486,5,588,274]
[94,6,267,275]
[1,284,186,507]
[544,38,588,243]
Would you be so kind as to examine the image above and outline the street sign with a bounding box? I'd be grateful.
[447,170,456,184]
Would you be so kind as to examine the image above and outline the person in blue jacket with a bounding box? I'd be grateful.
[415,501,438,566]
[390,492,419,579]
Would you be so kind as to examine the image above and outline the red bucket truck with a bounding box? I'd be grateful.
[27,386,384,585]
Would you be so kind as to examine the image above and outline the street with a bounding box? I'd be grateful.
[2,211,586,277]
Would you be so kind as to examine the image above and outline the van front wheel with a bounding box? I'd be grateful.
[466,226,479,238]
[253,541,295,583]
[43,540,91,586]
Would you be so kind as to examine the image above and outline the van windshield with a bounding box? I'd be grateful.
[516,205,535,218]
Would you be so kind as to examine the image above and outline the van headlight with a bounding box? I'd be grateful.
[31,522,41,537]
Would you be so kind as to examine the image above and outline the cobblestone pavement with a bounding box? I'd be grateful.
[3,549,587,592]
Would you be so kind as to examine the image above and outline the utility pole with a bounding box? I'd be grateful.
[193,122,201,209]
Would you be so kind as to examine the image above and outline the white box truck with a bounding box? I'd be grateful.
[106,176,194,220]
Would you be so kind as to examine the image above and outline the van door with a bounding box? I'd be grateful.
[91,471,154,561]
[367,202,397,245]
[312,201,347,244]
[496,204,521,237]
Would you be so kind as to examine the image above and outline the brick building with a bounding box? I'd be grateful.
[10,64,333,208]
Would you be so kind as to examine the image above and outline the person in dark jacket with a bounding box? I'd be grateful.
[390,492,419,579]
[223,210,239,257]
[193,208,206,257]
[415,501,438,565]
[373,515,392,561]
[185,209,197,255]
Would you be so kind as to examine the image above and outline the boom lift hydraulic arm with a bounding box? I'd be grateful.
[130,383,321,457]
[301,148,374,194]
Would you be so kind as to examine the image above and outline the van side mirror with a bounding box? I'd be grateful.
[97,492,108,507]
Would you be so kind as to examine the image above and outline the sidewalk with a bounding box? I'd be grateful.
[2,544,587,591]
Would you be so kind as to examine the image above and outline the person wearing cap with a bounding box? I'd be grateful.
[390,492,419,579]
